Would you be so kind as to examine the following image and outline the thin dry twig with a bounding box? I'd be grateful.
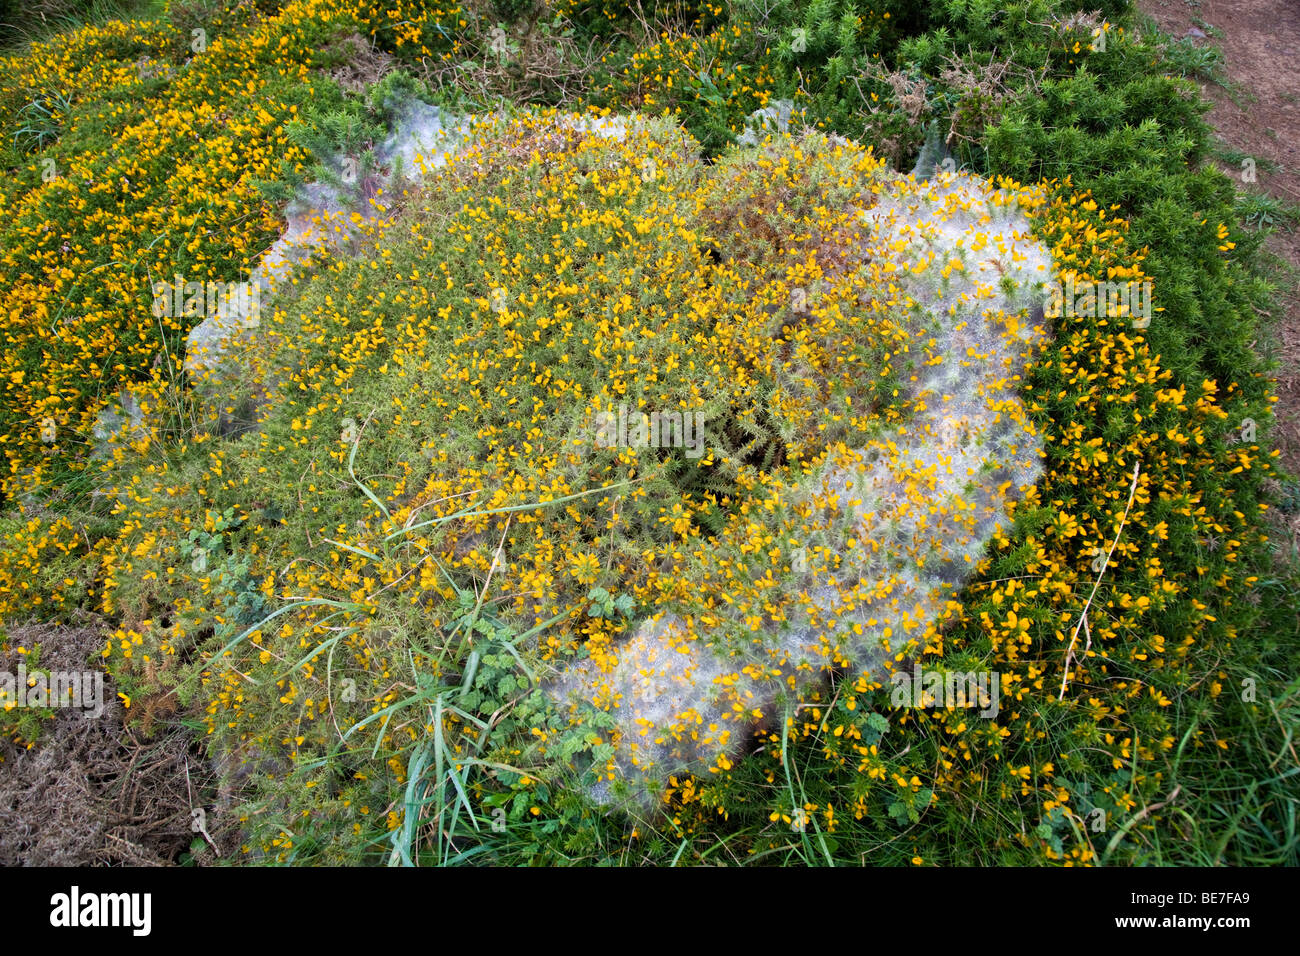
[1059,460,1141,700]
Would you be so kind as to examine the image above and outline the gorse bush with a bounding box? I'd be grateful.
[94,115,920,851]
[0,0,354,506]
[83,111,1286,864]
[0,0,1294,866]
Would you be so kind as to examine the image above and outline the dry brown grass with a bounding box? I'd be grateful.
[0,622,236,865]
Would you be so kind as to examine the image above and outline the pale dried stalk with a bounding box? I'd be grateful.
[1059,461,1141,700]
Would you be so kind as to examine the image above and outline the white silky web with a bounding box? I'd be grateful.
[547,169,1053,806]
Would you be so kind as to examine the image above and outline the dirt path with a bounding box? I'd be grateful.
[1139,0,1300,475]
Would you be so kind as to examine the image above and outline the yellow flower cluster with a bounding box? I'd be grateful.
[598,21,777,127]
[0,0,375,500]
